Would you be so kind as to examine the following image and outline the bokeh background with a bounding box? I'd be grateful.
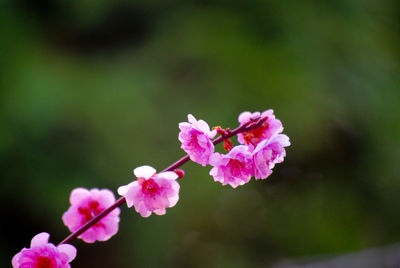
[1,0,400,267]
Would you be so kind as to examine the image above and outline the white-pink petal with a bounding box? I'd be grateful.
[118,182,138,208]
[238,111,252,123]
[261,109,273,118]
[154,208,166,215]
[70,188,91,206]
[196,119,211,133]
[187,114,196,124]
[30,232,49,248]
[12,252,22,267]
[136,201,151,217]
[134,165,156,179]
[168,193,179,207]
[57,244,77,262]
[276,134,291,147]
[98,189,116,206]
[117,181,137,197]
[159,171,179,180]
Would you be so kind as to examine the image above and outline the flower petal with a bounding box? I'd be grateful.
[196,119,211,133]
[125,181,141,208]
[57,244,77,262]
[168,193,179,207]
[238,111,252,124]
[158,171,178,180]
[12,251,22,267]
[30,232,49,248]
[98,189,116,207]
[187,114,196,124]
[136,201,152,217]
[70,188,91,206]
[79,228,97,243]
[134,165,156,179]
[154,208,166,215]
[117,181,136,197]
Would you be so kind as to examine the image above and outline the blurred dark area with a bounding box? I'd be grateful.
[1,0,399,267]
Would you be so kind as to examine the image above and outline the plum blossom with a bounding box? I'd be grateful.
[209,145,254,188]
[62,188,120,243]
[12,232,76,268]
[237,109,283,149]
[179,114,217,166]
[118,165,180,217]
[253,134,290,180]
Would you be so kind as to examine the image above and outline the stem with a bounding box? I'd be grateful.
[58,116,266,245]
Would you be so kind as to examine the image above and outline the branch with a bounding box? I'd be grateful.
[58,115,265,245]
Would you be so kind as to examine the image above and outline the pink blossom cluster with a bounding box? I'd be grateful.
[12,109,290,267]
[179,109,290,188]
[12,233,76,268]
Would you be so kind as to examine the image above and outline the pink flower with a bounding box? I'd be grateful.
[253,134,290,180]
[62,188,120,243]
[237,109,283,149]
[209,145,254,188]
[12,232,76,268]
[118,165,180,217]
[179,114,217,166]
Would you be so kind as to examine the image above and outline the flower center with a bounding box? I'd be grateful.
[229,159,245,177]
[34,256,55,268]
[188,133,200,150]
[78,200,102,223]
[243,122,269,145]
[141,178,160,197]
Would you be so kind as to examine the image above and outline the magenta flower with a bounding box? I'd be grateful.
[118,165,180,217]
[253,134,290,180]
[12,232,76,268]
[209,145,254,188]
[179,114,217,166]
[62,188,120,243]
[237,109,283,149]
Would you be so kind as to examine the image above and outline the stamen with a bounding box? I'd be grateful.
[141,178,161,197]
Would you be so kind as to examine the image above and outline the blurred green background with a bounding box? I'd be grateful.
[1,0,399,267]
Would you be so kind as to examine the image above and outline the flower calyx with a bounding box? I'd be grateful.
[213,126,234,151]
